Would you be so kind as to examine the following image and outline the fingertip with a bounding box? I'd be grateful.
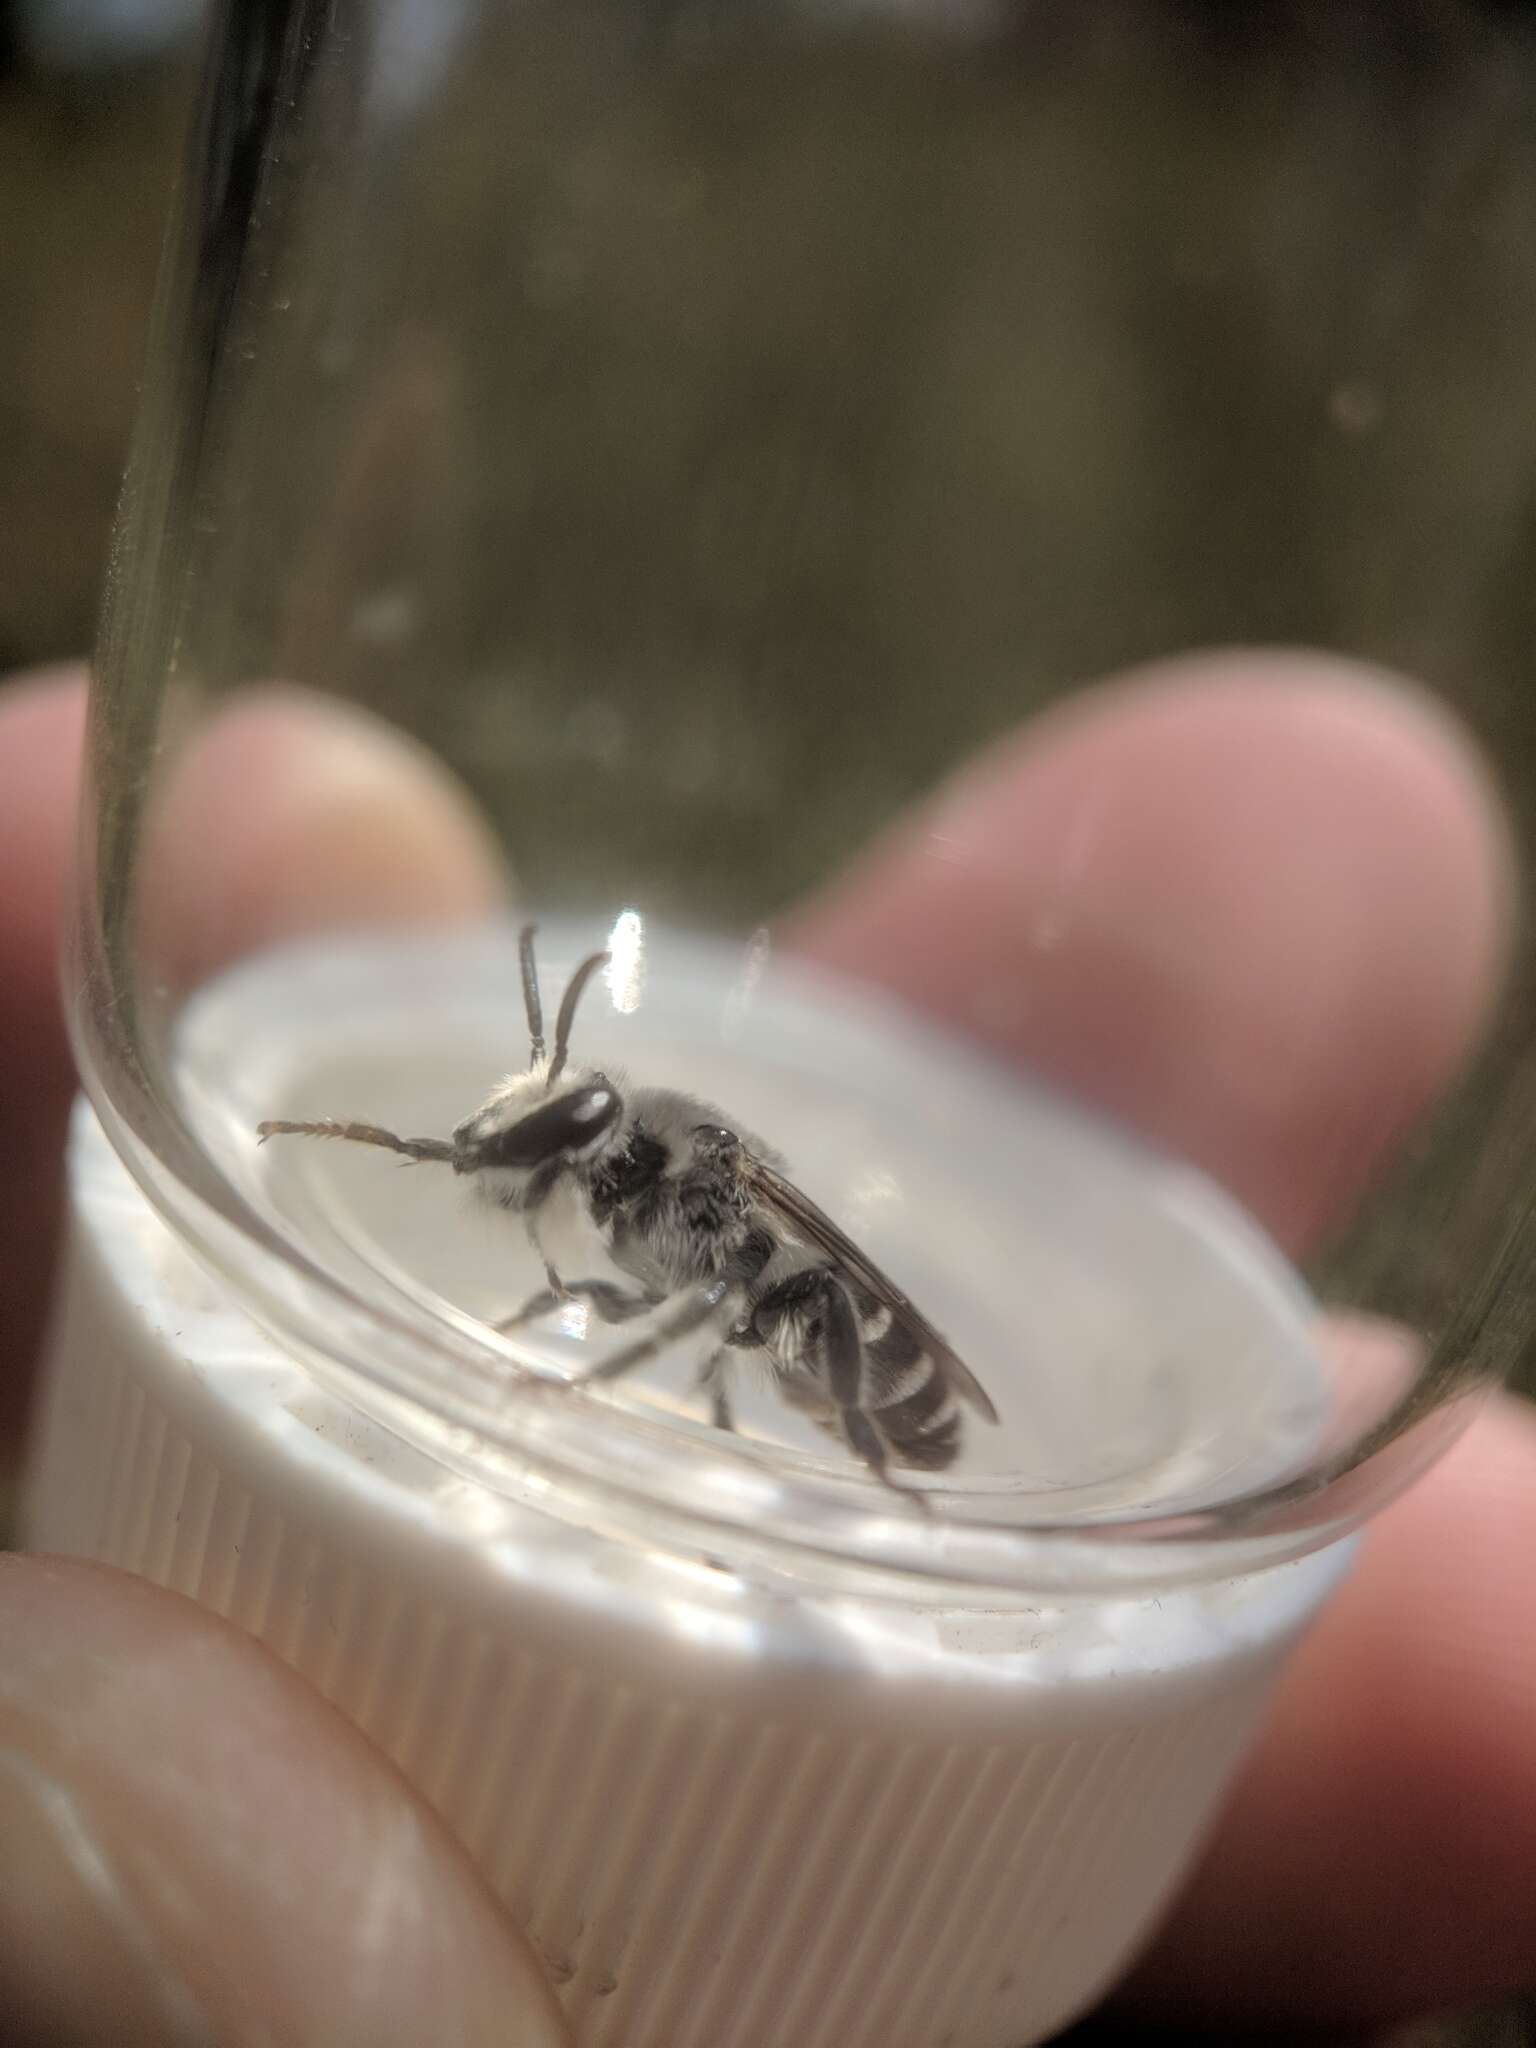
[142,684,512,991]
[792,649,1514,1249]
[1122,1392,1536,2023]
[0,667,511,1453]
[0,1556,571,2046]
[0,667,87,1093]
[0,671,89,1447]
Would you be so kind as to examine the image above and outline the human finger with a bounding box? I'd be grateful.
[0,673,89,1453]
[1121,1389,1536,2025]
[794,651,1529,2023]
[790,649,1512,1252]
[0,1554,570,2046]
[0,669,508,1455]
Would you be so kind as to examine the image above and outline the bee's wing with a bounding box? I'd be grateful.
[742,1156,1000,1424]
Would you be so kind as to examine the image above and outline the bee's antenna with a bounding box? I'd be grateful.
[519,923,546,1068]
[548,950,610,1087]
[256,1119,454,1164]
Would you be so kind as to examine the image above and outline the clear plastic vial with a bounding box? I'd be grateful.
[21,7,1533,2046]
[30,921,1357,2048]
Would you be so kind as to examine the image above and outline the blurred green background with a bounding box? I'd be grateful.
[3,4,1535,2042]
[9,0,1536,1398]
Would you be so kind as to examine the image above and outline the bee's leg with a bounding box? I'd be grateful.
[494,1279,660,1333]
[571,1280,735,1385]
[582,1281,667,1324]
[493,1286,563,1332]
[753,1272,926,1507]
[696,1348,736,1434]
[522,1186,572,1307]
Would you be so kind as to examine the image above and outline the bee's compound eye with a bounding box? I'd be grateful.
[477,1083,620,1168]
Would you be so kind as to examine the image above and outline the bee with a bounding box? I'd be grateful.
[258,926,998,1494]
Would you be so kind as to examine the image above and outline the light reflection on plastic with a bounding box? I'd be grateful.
[848,1167,900,1216]
[653,1593,764,1657]
[558,1300,591,1342]
[605,910,645,1014]
[434,1476,513,1540]
[723,926,771,1040]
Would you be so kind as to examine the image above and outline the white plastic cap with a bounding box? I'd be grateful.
[23,1098,1350,2048]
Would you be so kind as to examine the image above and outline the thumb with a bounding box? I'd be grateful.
[0,1556,570,2046]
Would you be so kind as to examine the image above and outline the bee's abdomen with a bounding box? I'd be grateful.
[857,1295,961,1471]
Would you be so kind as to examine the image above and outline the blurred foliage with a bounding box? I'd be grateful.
[27,0,1536,1402]
[10,7,1536,903]
[177,2,1536,922]
[0,54,188,663]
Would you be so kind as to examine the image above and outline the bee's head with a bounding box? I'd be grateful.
[452,1066,624,1206]
[451,926,622,1206]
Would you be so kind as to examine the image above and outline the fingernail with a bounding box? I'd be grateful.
[0,1747,212,2044]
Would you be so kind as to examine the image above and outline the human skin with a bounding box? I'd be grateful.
[0,651,1530,2043]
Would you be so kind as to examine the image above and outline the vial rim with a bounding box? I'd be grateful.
[66,910,1483,1601]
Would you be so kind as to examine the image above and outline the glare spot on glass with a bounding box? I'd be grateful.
[723,926,772,1040]
[558,1300,591,1343]
[605,910,645,1014]
[372,0,475,115]
[653,1595,765,1657]
[849,1167,901,1217]
[1328,382,1384,434]
[350,586,418,648]
[433,1477,513,1540]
